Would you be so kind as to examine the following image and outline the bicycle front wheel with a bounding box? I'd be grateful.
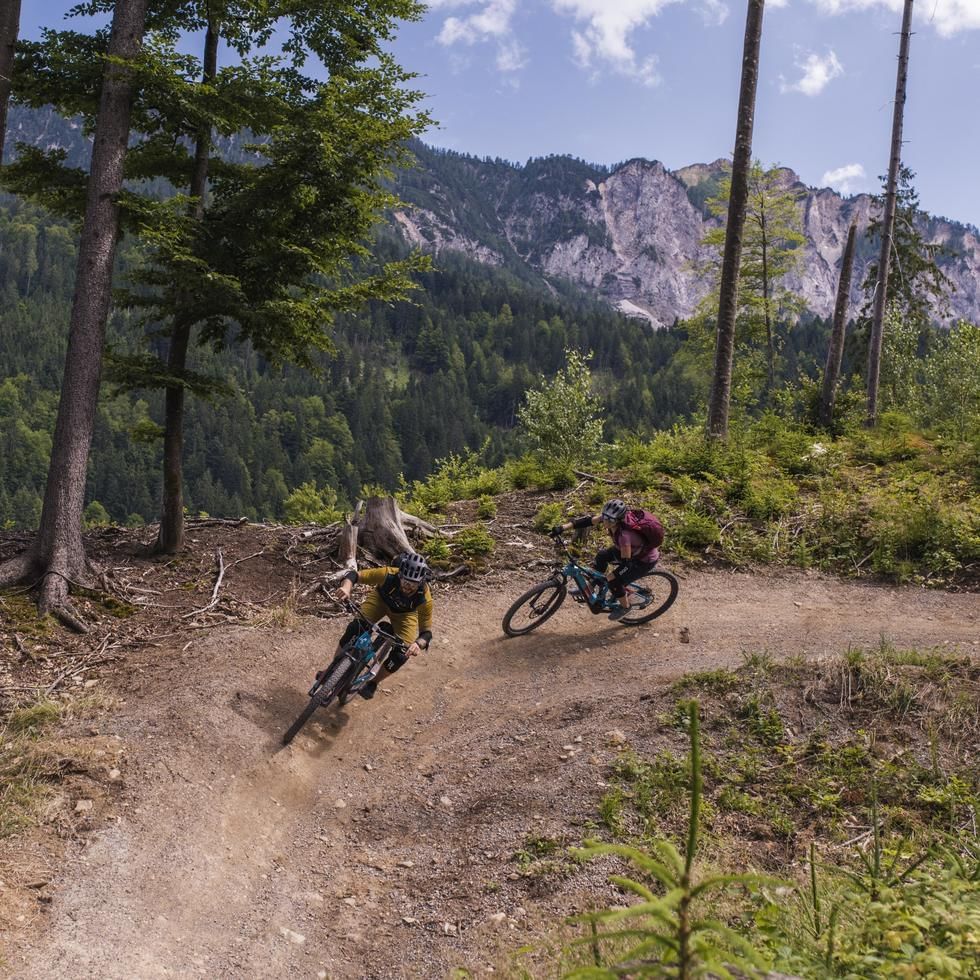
[502,579,567,637]
[618,570,679,627]
[282,657,352,745]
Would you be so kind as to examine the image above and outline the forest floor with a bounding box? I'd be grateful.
[1,499,978,979]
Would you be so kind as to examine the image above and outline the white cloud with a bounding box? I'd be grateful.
[496,38,529,71]
[780,49,844,95]
[436,0,518,45]
[552,0,681,85]
[809,0,980,37]
[430,0,736,86]
[821,162,867,193]
[698,0,730,26]
[426,0,485,9]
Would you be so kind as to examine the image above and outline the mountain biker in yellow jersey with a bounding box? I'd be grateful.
[332,552,433,699]
[553,499,664,620]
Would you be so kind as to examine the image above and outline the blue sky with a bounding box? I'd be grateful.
[21,1,980,228]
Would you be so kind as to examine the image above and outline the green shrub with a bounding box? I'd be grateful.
[283,482,342,525]
[742,473,799,520]
[82,500,112,528]
[451,525,494,560]
[419,536,450,564]
[673,510,720,551]
[502,455,542,489]
[476,495,497,519]
[404,443,504,513]
[500,454,575,491]
[532,502,565,534]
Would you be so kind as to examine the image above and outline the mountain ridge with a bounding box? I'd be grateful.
[394,143,980,328]
[6,104,979,328]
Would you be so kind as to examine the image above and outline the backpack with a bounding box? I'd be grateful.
[623,508,664,550]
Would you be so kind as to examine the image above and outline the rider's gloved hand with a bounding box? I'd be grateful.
[550,525,564,537]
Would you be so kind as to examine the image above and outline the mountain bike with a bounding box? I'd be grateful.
[282,598,407,745]
[501,531,678,636]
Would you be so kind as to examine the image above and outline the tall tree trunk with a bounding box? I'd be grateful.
[0,0,22,162]
[707,0,766,440]
[866,0,914,426]
[820,220,858,428]
[761,230,774,394]
[156,20,219,554]
[0,0,149,628]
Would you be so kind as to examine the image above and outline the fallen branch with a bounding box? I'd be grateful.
[185,517,250,528]
[12,633,35,662]
[229,550,265,568]
[573,469,624,485]
[182,549,226,619]
[430,564,470,581]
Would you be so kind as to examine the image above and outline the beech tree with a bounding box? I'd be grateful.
[707,0,766,440]
[0,0,150,627]
[517,349,604,468]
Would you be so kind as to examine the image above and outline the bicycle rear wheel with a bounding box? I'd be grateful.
[618,570,679,626]
[282,657,352,745]
[502,579,567,637]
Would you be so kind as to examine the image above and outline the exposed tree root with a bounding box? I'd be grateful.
[38,572,90,634]
[0,547,101,634]
[0,552,34,589]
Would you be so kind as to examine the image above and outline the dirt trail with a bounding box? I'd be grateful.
[4,567,978,979]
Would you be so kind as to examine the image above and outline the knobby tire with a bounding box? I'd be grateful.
[619,570,679,626]
[501,579,567,637]
[282,656,352,745]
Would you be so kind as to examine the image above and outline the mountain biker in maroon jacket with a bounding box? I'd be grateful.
[553,499,663,620]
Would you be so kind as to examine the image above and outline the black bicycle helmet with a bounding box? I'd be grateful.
[600,499,628,522]
[398,552,429,583]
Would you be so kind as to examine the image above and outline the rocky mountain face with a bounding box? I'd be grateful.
[395,145,980,329]
[6,105,977,328]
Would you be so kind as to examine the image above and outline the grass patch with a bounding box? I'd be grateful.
[0,699,64,838]
[533,651,980,978]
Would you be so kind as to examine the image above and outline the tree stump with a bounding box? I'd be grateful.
[357,496,415,561]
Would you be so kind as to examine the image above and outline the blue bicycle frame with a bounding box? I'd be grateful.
[309,600,404,704]
[553,537,652,615]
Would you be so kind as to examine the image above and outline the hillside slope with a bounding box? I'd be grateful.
[2,522,977,978]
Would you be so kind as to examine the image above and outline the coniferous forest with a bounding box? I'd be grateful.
[0,185,855,530]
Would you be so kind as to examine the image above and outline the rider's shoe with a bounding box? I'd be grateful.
[607,604,630,621]
[359,678,379,700]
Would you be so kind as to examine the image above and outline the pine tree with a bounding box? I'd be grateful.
[702,160,805,398]
[861,165,955,328]
[0,0,150,627]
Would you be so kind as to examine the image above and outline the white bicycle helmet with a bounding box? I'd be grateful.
[398,552,429,583]
[600,499,628,522]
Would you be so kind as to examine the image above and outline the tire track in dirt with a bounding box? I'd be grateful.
[5,567,978,978]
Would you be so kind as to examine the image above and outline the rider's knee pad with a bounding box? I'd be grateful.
[386,647,408,672]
